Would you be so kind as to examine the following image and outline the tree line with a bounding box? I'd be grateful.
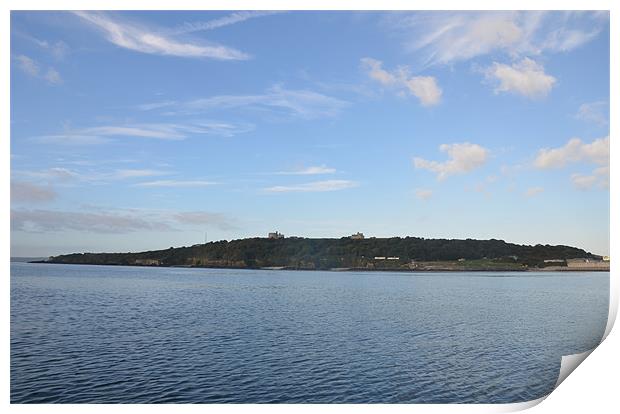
[46,236,596,270]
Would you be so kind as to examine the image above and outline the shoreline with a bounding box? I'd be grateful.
[27,261,610,272]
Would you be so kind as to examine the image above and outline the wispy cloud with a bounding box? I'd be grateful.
[171,11,281,35]
[72,11,249,60]
[11,207,236,234]
[361,57,442,106]
[415,188,433,200]
[16,32,70,59]
[389,11,606,67]
[11,209,172,233]
[112,169,170,179]
[525,186,544,197]
[137,85,349,120]
[135,180,217,188]
[44,68,63,84]
[14,167,173,188]
[14,55,63,85]
[482,58,556,99]
[11,182,57,203]
[571,167,609,191]
[413,142,489,180]
[35,121,253,145]
[13,167,79,182]
[174,211,237,230]
[14,55,39,76]
[264,180,358,193]
[576,101,609,126]
[275,165,337,175]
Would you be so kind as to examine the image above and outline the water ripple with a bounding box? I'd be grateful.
[11,263,608,403]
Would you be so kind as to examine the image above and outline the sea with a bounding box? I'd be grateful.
[10,262,609,403]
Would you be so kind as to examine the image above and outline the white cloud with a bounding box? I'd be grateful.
[570,174,598,191]
[534,136,609,190]
[264,180,358,193]
[35,121,253,145]
[483,58,556,98]
[135,180,217,188]
[138,85,348,120]
[15,55,39,76]
[276,165,337,175]
[171,11,281,34]
[576,101,608,126]
[392,11,606,66]
[413,142,489,180]
[72,11,249,60]
[571,167,609,191]
[534,136,609,169]
[415,189,433,200]
[361,58,442,106]
[525,186,544,197]
[44,68,63,85]
[11,182,57,203]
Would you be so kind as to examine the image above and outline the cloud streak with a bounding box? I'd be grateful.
[137,85,349,120]
[264,180,358,193]
[391,11,606,67]
[72,11,249,60]
[11,209,172,233]
[275,165,337,175]
[35,121,254,145]
[174,211,236,230]
[171,11,281,35]
[11,207,236,233]
[11,182,57,203]
[135,180,217,188]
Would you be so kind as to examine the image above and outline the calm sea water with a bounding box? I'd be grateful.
[11,263,608,403]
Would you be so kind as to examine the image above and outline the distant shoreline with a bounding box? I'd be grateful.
[31,236,610,273]
[26,261,610,272]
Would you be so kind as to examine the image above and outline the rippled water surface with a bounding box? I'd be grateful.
[11,263,608,403]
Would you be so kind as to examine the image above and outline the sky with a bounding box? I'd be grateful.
[10,10,610,257]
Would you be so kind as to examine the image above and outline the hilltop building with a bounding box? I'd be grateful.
[268,231,285,239]
[350,232,365,240]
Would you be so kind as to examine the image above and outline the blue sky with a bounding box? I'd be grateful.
[10,11,610,256]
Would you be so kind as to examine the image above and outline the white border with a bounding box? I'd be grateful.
[3,1,617,413]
